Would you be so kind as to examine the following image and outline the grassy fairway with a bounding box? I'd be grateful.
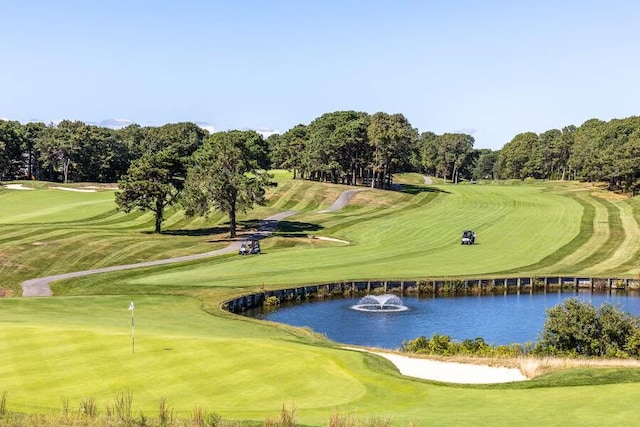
[0,185,234,296]
[3,175,640,425]
[60,181,586,292]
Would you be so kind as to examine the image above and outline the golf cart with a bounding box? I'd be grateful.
[460,230,476,245]
[239,239,261,255]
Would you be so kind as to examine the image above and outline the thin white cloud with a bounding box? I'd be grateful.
[195,121,215,134]
[457,127,477,135]
[97,118,135,129]
[249,127,280,138]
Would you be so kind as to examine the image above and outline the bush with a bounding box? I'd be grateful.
[535,298,640,357]
[401,334,524,357]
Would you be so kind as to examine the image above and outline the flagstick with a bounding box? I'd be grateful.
[131,307,135,355]
[129,301,135,355]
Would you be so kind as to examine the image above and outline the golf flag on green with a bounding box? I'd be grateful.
[129,300,135,354]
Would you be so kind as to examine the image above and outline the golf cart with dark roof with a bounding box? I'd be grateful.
[239,239,261,255]
[461,230,476,245]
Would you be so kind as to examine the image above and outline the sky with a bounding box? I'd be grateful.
[2,0,640,150]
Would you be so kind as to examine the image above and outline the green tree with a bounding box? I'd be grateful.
[36,121,81,183]
[0,120,25,180]
[129,122,207,159]
[495,132,539,179]
[434,133,475,183]
[472,149,499,180]
[306,111,370,185]
[181,131,272,238]
[568,118,606,182]
[23,122,46,179]
[268,125,308,179]
[367,112,417,188]
[414,131,438,174]
[115,149,184,233]
[537,298,640,357]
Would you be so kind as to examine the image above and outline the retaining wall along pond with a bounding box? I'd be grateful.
[222,276,640,313]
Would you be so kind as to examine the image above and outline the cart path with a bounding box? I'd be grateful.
[21,186,368,297]
[317,188,368,213]
[423,175,433,185]
[21,210,297,297]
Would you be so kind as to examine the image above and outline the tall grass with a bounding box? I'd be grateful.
[0,390,6,416]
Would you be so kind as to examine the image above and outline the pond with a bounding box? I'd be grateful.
[250,291,640,349]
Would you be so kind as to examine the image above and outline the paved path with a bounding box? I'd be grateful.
[423,175,433,185]
[317,188,367,213]
[21,211,297,297]
[21,186,367,297]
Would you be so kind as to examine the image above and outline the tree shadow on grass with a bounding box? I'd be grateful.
[275,221,324,234]
[396,184,450,195]
[152,219,323,241]
[159,226,230,237]
[236,219,323,234]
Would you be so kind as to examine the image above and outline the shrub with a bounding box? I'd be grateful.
[264,296,280,307]
[536,298,640,357]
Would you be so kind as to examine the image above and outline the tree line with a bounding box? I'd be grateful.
[0,113,483,188]
[496,116,640,195]
[0,120,209,183]
[268,110,478,186]
[2,112,640,234]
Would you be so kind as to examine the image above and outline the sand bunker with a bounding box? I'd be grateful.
[310,235,350,244]
[346,348,527,384]
[3,184,34,190]
[51,187,97,193]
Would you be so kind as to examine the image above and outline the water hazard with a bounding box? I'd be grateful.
[251,291,640,349]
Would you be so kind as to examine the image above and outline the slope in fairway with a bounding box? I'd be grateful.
[124,184,583,289]
[0,188,118,224]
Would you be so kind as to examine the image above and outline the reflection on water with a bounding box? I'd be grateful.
[249,290,640,349]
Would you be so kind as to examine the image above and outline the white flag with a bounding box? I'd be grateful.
[129,301,135,311]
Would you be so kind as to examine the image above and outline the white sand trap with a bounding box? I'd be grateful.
[310,235,350,244]
[346,348,527,384]
[3,184,34,190]
[51,186,97,193]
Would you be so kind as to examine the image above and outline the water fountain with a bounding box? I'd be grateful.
[351,294,409,312]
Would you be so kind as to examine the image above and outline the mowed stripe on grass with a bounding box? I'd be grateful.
[0,188,230,294]
[585,198,640,274]
[119,184,583,290]
[549,190,609,269]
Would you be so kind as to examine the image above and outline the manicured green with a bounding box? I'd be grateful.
[2,174,640,425]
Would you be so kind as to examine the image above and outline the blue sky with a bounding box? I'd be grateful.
[2,1,639,149]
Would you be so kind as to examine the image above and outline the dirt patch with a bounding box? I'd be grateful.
[592,190,629,200]
[349,190,404,208]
